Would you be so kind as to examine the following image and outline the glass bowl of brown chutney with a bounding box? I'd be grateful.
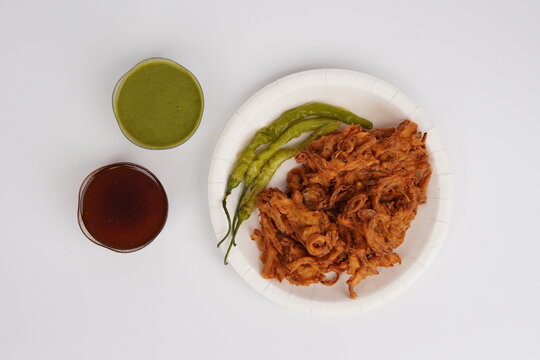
[78,162,168,252]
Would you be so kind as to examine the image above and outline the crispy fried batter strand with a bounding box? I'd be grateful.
[251,120,431,298]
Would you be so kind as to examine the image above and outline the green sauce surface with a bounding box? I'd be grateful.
[113,58,203,149]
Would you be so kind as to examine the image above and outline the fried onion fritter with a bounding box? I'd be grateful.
[251,120,431,298]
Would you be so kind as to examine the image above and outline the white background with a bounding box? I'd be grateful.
[1,0,539,359]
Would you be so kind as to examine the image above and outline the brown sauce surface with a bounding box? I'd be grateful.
[78,163,168,252]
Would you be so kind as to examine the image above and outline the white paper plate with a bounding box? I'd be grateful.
[208,69,453,315]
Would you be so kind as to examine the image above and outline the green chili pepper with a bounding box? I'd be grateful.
[244,117,337,186]
[220,102,372,244]
[225,102,371,195]
[222,120,341,264]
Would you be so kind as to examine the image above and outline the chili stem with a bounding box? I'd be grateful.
[217,197,232,248]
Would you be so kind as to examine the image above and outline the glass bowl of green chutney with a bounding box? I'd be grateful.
[112,57,204,149]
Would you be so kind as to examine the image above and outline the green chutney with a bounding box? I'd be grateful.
[113,58,204,149]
